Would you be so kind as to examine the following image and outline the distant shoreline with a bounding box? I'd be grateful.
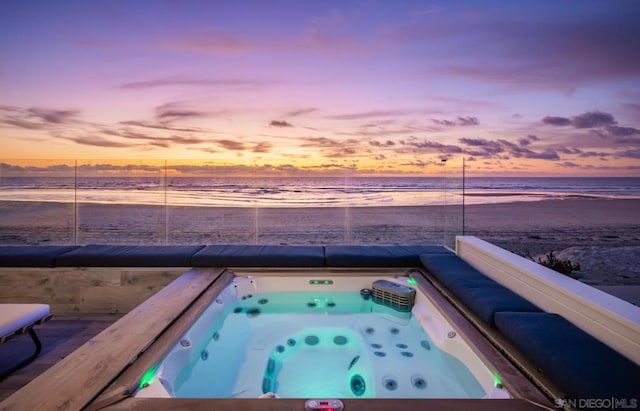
[1,191,639,208]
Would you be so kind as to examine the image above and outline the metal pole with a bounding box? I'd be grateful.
[462,157,466,236]
[74,160,78,245]
[164,160,168,245]
[442,158,447,246]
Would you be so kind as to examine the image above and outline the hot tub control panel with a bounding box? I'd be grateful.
[304,399,344,411]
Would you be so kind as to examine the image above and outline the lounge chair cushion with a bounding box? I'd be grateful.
[191,245,325,267]
[495,311,640,400]
[56,245,205,267]
[325,245,452,267]
[0,304,50,339]
[420,254,540,325]
[0,246,79,267]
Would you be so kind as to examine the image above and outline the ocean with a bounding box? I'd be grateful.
[0,176,639,208]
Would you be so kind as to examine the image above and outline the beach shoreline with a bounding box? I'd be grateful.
[1,197,639,287]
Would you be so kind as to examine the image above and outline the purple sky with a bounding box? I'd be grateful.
[1,0,639,176]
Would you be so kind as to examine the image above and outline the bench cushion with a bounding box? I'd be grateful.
[495,312,640,400]
[191,245,325,267]
[420,254,540,325]
[0,304,50,339]
[325,245,452,267]
[56,245,205,267]
[0,246,80,267]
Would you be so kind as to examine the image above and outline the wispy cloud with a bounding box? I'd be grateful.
[3,118,44,130]
[118,120,208,133]
[329,109,422,120]
[432,116,479,127]
[542,111,639,140]
[64,135,133,148]
[0,106,79,130]
[285,108,318,117]
[252,141,272,153]
[369,140,396,147]
[607,126,640,137]
[28,108,79,124]
[399,137,463,154]
[269,120,293,128]
[156,110,204,121]
[100,127,209,146]
[458,137,561,160]
[618,149,640,159]
[299,136,361,158]
[571,111,616,129]
[518,135,539,146]
[300,136,358,148]
[542,116,572,126]
[120,77,268,90]
[215,139,245,151]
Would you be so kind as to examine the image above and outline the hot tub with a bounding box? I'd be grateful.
[134,271,509,400]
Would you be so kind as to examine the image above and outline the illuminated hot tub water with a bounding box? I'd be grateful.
[136,275,509,399]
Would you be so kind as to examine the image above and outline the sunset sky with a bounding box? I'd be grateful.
[1,0,639,177]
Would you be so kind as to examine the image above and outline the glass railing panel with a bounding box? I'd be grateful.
[75,160,167,245]
[443,157,465,250]
[0,159,76,245]
[251,171,348,245]
[164,161,257,244]
[0,159,467,246]
[345,169,457,246]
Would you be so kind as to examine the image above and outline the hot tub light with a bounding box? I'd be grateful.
[309,279,333,285]
[139,366,158,389]
[406,277,418,286]
[492,371,504,388]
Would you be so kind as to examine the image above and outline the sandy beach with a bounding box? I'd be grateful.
[460,198,640,288]
[1,198,639,288]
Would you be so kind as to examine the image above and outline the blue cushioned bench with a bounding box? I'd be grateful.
[0,246,80,267]
[419,253,541,326]
[191,245,325,267]
[55,245,205,267]
[420,253,640,400]
[1,244,454,268]
[325,245,452,267]
[495,312,640,401]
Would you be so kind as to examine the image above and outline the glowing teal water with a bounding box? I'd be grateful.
[172,292,485,398]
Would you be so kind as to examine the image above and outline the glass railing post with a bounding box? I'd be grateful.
[74,160,78,245]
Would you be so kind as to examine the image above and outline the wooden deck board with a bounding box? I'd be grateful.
[0,314,121,402]
[0,267,225,411]
[0,267,186,314]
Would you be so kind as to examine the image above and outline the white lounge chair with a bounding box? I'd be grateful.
[0,304,51,379]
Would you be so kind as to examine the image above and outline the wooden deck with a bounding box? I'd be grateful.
[0,313,122,402]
